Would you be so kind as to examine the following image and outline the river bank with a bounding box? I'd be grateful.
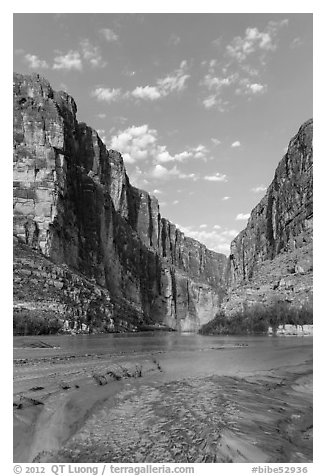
[13,334,313,463]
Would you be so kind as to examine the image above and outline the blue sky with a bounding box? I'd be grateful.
[13,13,312,254]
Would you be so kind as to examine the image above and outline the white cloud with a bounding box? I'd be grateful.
[249,83,266,94]
[157,61,190,95]
[178,172,198,181]
[100,28,118,42]
[290,37,303,49]
[24,53,49,69]
[235,79,267,96]
[204,173,228,182]
[80,39,106,68]
[199,224,207,229]
[222,196,230,201]
[131,86,162,101]
[110,125,157,164]
[93,61,190,104]
[192,144,208,159]
[226,20,288,63]
[202,94,229,112]
[236,213,250,220]
[150,164,180,180]
[221,229,239,237]
[156,146,175,163]
[153,189,162,195]
[129,60,190,102]
[97,113,107,119]
[92,87,121,103]
[172,200,179,205]
[251,185,267,193]
[53,50,83,71]
[176,224,238,254]
[203,95,217,109]
[174,151,192,162]
[203,73,237,91]
[110,124,209,169]
[211,138,221,146]
[231,141,241,148]
[200,20,286,108]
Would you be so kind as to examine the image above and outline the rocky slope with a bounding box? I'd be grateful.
[223,119,313,316]
[13,73,228,333]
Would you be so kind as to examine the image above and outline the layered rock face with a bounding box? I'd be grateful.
[13,73,228,333]
[223,119,313,315]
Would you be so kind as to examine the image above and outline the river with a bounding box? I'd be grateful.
[13,333,313,463]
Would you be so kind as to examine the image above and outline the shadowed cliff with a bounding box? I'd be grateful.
[13,73,228,333]
[222,119,313,319]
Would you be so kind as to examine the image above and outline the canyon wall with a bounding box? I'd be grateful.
[223,119,313,315]
[13,73,228,333]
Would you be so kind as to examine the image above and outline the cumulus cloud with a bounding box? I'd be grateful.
[211,138,221,146]
[248,83,266,94]
[204,172,228,182]
[174,151,192,162]
[24,53,49,69]
[153,189,163,195]
[226,19,288,63]
[222,196,230,201]
[144,164,198,182]
[110,125,157,164]
[110,124,210,168]
[290,37,303,49]
[53,50,83,71]
[130,61,190,102]
[251,185,267,193]
[92,87,121,103]
[231,140,241,148]
[157,60,190,95]
[92,61,190,104]
[200,20,287,108]
[150,164,181,180]
[80,39,106,68]
[131,86,162,101]
[100,28,118,42]
[176,224,238,254]
[235,79,267,96]
[202,94,230,112]
[192,145,208,159]
[221,229,239,237]
[236,213,250,220]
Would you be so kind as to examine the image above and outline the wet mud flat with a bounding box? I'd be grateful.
[13,335,313,463]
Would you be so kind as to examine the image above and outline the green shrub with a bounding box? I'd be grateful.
[13,309,63,335]
[199,298,313,336]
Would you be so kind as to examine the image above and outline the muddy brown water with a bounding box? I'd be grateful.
[13,333,313,463]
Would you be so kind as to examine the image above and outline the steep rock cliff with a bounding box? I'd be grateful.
[13,73,228,333]
[223,119,313,315]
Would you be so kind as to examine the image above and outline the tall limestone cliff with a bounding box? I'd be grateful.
[13,73,228,333]
[223,119,313,316]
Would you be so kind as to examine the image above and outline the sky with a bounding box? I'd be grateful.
[13,13,313,254]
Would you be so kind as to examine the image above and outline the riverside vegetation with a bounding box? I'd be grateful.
[199,299,313,336]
